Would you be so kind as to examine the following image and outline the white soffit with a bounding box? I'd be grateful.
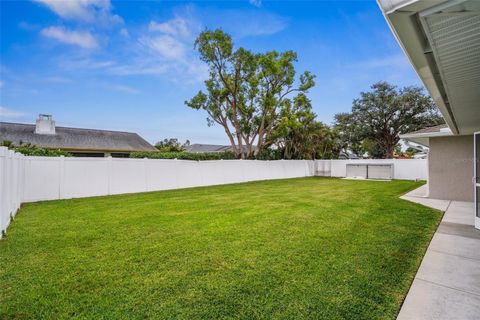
[420,3,480,135]
[378,0,480,135]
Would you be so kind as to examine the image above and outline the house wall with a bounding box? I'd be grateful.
[429,135,474,201]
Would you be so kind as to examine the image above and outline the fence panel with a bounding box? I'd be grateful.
[23,156,60,202]
[63,158,109,198]
[0,148,25,237]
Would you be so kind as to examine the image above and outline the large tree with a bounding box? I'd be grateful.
[185,29,315,159]
[334,82,444,159]
[269,94,341,159]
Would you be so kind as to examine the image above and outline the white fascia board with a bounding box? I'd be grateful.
[377,0,421,14]
[400,131,453,139]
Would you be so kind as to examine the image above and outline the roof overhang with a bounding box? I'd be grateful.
[400,126,453,146]
[377,0,480,135]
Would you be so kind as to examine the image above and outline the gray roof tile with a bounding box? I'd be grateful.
[0,122,156,152]
[403,124,449,135]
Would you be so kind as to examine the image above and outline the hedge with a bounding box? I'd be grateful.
[130,151,237,160]
[1,141,72,157]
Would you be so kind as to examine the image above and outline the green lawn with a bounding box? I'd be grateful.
[0,178,441,319]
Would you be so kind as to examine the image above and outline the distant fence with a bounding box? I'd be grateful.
[315,159,428,180]
[0,146,427,237]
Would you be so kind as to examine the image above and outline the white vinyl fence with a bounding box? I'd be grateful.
[0,146,427,237]
[0,148,25,238]
[315,159,428,180]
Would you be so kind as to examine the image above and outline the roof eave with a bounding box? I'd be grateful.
[400,130,453,146]
[376,0,460,134]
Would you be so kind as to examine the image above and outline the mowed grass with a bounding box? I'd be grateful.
[0,178,441,319]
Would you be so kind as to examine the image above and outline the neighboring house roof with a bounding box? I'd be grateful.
[0,122,157,152]
[400,124,452,147]
[404,124,449,135]
[339,151,360,160]
[185,143,255,153]
[185,144,233,153]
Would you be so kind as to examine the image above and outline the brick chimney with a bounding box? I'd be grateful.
[35,114,56,135]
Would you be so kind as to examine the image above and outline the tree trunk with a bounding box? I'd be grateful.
[222,124,241,158]
[385,143,394,159]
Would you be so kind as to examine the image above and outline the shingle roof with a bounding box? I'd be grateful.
[403,124,449,135]
[0,122,157,152]
[185,144,256,153]
[185,144,233,153]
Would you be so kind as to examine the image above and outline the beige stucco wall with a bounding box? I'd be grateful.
[429,135,474,201]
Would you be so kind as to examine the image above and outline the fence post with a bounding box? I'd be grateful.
[144,157,148,192]
[106,156,112,195]
[58,156,65,199]
[7,150,14,224]
[0,147,7,237]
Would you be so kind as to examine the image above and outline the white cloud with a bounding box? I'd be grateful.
[139,35,186,61]
[149,18,190,37]
[33,0,122,25]
[119,28,129,38]
[41,26,99,49]
[249,0,262,7]
[208,10,288,37]
[108,63,170,76]
[44,76,72,83]
[0,107,27,118]
[107,84,140,94]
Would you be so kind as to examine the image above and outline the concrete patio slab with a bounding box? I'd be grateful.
[397,279,480,320]
[398,187,480,320]
[429,233,480,261]
[404,184,429,198]
[415,250,480,296]
[399,196,451,211]
[442,202,475,225]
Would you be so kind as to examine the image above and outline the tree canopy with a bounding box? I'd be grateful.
[154,138,190,152]
[334,82,444,159]
[185,29,315,159]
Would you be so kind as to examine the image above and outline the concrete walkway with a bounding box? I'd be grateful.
[398,187,480,320]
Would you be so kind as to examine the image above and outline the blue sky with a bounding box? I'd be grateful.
[0,0,421,144]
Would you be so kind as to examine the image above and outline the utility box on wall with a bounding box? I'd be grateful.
[346,163,393,180]
[346,164,368,179]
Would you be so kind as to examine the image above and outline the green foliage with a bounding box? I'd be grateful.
[334,81,444,159]
[186,29,315,159]
[3,141,72,157]
[1,140,13,148]
[0,178,441,319]
[130,151,237,160]
[266,95,342,160]
[333,113,366,157]
[154,138,190,152]
[405,147,421,155]
[252,148,283,160]
[361,139,384,159]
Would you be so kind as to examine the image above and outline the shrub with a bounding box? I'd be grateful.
[252,148,283,160]
[1,140,13,148]
[7,142,72,157]
[130,151,237,161]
